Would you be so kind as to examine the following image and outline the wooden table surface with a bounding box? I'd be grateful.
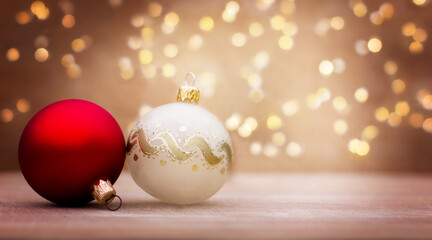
[1,172,432,239]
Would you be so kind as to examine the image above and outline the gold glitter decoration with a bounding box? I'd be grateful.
[220,142,233,168]
[127,129,232,168]
[158,132,194,161]
[186,137,224,166]
[192,165,198,172]
[160,160,167,166]
[127,129,158,156]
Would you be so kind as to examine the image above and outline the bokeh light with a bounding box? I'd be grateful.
[6,48,20,62]
[199,16,214,31]
[333,119,348,135]
[319,60,334,76]
[367,37,382,53]
[16,99,30,113]
[2,0,432,173]
[286,142,303,157]
[34,48,49,62]
[15,11,31,25]
[1,108,14,123]
[267,115,282,130]
[354,87,369,103]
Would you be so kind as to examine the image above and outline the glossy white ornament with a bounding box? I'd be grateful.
[126,74,232,204]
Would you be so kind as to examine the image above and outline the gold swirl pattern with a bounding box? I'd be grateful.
[157,132,193,161]
[185,136,223,166]
[127,131,157,157]
[219,142,232,168]
[127,128,232,168]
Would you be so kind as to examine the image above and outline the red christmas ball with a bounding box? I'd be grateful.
[19,99,125,205]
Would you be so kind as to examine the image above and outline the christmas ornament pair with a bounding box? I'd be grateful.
[19,73,233,209]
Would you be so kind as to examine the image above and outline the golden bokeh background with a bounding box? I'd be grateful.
[1,0,432,172]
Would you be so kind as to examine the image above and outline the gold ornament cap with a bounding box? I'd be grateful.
[91,179,122,211]
[177,72,200,104]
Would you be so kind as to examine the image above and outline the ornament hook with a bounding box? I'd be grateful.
[177,72,200,103]
[105,195,122,211]
[184,72,196,87]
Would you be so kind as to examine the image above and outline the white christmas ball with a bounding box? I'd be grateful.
[126,102,233,204]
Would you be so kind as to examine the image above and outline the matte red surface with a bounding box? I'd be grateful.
[18,99,125,205]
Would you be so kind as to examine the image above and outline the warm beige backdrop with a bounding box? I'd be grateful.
[1,0,432,172]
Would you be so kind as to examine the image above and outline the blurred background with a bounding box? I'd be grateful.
[1,0,432,172]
